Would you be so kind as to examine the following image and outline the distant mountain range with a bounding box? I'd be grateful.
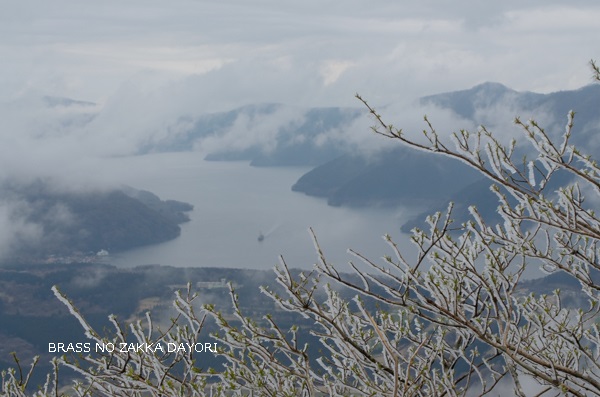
[132,81,600,232]
[290,82,600,230]
[421,82,600,133]
[32,82,600,240]
[143,104,365,166]
[143,82,600,165]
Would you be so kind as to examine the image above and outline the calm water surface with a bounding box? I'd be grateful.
[95,152,416,270]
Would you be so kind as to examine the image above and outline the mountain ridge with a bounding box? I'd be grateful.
[290,82,600,230]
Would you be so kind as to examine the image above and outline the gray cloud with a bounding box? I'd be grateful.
[1,2,598,104]
[0,1,598,259]
[0,201,43,259]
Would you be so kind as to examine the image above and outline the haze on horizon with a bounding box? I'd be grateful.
[0,1,598,263]
[0,1,597,168]
[3,1,599,106]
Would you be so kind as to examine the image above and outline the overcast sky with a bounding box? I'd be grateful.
[0,0,597,184]
[0,1,598,260]
[2,1,599,109]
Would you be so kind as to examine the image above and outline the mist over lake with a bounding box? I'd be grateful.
[95,152,416,270]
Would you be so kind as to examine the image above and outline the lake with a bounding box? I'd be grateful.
[93,152,416,271]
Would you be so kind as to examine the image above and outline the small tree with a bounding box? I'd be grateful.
[2,285,213,397]
[3,63,600,396]
[207,63,600,396]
